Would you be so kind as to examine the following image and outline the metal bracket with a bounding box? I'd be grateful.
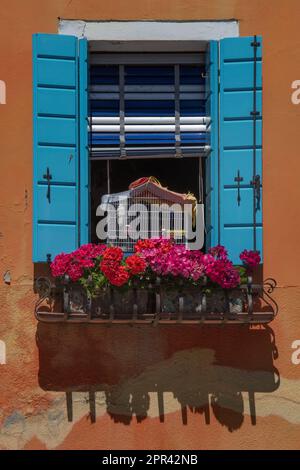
[43,167,52,202]
[261,278,278,317]
[234,170,244,206]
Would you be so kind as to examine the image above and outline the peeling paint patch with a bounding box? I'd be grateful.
[0,393,98,450]
[3,271,11,285]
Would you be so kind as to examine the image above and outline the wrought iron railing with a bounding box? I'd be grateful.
[34,276,278,325]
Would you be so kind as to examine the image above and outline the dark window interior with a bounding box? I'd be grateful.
[90,157,204,243]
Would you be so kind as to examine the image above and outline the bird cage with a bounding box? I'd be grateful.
[100,177,196,252]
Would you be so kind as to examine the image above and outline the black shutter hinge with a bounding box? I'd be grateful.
[251,40,260,47]
[46,253,52,264]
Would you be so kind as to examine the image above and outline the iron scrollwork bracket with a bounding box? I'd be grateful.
[261,278,278,317]
[242,276,278,322]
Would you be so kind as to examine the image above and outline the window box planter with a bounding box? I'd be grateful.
[160,286,244,318]
[35,276,277,325]
[35,241,277,324]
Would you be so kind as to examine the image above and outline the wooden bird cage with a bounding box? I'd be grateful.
[100,177,195,252]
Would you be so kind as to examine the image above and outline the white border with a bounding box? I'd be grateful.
[59,20,239,42]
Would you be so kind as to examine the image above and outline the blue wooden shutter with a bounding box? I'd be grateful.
[219,37,262,263]
[216,36,263,263]
[32,34,88,262]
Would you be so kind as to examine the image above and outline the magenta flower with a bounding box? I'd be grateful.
[73,243,106,259]
[51,243,107,281]
[137,238,205,282]
[205,258,240,289]
[209,245,228,260]
[51,239,244,290]
[239,249,261,268]
[67,263,84,282]
[202,253,215,266]
[50,253,71,277]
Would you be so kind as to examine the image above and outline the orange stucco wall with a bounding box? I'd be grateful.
[0,0,300,450]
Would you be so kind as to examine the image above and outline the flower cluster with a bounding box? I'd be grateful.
[136,239,241,288]
[51,244,147,289]
[137,239,205,281]
[51,240,260,291]
[239,249,261,269]
[125,254,147,276]
[50,243,106,282]
[204,257,240,289]
[100,247,126,286]
[203,244,240,288]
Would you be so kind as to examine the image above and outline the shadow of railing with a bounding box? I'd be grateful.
[37,323,279,431]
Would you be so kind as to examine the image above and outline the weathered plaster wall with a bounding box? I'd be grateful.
[0,0,300,450]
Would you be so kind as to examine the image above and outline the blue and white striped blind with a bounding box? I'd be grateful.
[89,62,210,158]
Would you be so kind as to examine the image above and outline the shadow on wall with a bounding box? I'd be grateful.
[36,324,279,432]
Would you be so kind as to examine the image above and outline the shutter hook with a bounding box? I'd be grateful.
[251,174,261,211]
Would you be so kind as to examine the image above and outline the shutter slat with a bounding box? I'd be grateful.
[89,116,210,124]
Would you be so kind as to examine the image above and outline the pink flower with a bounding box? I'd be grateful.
[209,245,228,260]
[137,238,205,282]
[50,253,71,277]
[239,250,261,268]
[51,239,245,290]
[67,263,84,282]
[202,253,215,266]
[51,244,107,280]
[205,258,240,289]
[73,243,106,260]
